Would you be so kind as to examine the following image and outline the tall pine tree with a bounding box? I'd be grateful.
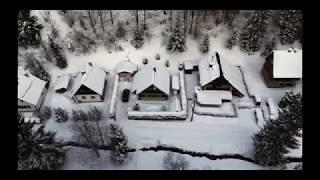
[200,34,209,54]
[240,10,271,53]
[279,10,303,45]
[49,36,68,69]
[109,123,129,165]
[225,30,238,50]
[18,10,43,48]
[261,35,277,57]
[253,91,302,166]
[18,114,65,170]
[167,23,186,52]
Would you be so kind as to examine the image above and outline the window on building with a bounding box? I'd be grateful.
[91,96,95,99]
[82,96,87,99]
[18,105,31,109]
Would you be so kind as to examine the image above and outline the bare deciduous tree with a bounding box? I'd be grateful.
[189,10,194,34]
[98,10,105,32]
[87,10,97,35]
[109,10,114,25]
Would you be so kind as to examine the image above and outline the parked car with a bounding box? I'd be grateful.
[122,89,130,102]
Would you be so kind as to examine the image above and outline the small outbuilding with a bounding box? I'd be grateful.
[261,49,302,88]
[115,60,138,79]
[195,87,232,107]
[54,74,71,93]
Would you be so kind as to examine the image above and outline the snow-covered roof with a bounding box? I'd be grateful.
[198,55,220,86]
[195,88,232,106]
[273,49,302,78]
[115,60,138,74]
[132,65,170,95]
[54,74,71,91]
[69,63,107,96]
[171,75,180,90]
[18,73,47,106]
[184,60,198,70]
[218,53,247,96]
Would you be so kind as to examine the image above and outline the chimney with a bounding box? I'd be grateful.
[153,67,156,72]
[293,48,298,53]
[88,62,93,66]
[288,48,293,53]
[209,56,214,68]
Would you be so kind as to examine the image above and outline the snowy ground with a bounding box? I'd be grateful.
[19,10,303,170]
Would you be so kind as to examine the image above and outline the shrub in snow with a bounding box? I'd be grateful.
[131,29,144,49]
[115,21,126,38]
[142,58,148,65]
[79,110,88,121]
[167,23,186,52]
[18,10,43,48]
[279,10,302,45]
[200,34,209,54]
[165,60,170,67]
[36,106,52,122]
[88,106,102,121]
[133,103,140,111]
[72,109,80,122]
[225,30,238,50]
[18,114,65,170]
[155,54,160,60]
[49,36,68,69]
[163,152,189,170]
[109,123,129,165]
[54,108,68,122]
[240,10,271,53]
[178,63,184,71]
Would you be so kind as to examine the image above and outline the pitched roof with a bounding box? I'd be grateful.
[132,65,170,95]
[115,60,138,74]
[54,74,71,91]
[217,53,246,96]
[69,63,106,96]
[273,49,302,78]
[18,73,47,106]
[198,55,220,86]
[198,52,246,96]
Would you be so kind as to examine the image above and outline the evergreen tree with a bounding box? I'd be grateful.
[200,34,209,54]
[18,10,43,48]
[115,22,126,38]
[35,106,52,122]
[24,53,50,82]
[49,36,68,69]
[131,29,144,49]
[279,10,303,45]
[225,30,238,50]
[261,35,277,57]
[109,123,129,165]
[54,108,68,122]
[240,10,271,53]
[253,91,302,166]
[167,23,186,52]
[18,114,65,170]
[253,117,288,166]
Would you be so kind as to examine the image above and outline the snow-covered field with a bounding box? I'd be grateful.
[19,10,302,170]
